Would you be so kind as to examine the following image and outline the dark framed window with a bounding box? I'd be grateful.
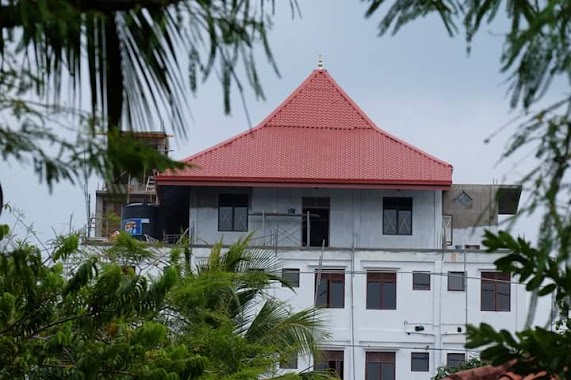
[448,271,466,291]
[383,197,412,235]
[282,268,300,288]
[413,272,431,290]
[366,272,396,310]
[315,271,345,308]
[315,350,344,379]
[481,272,511,311]
[411,352,429,372]
[366,352,395,380]
[447,353,465,368]
[218,194,249,231]
[279,354,298,369]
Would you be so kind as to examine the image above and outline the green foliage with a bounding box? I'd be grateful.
[0,0,292,187]
[432,357,486,380]
[365,1,571,378]
[0,226,328,380]
[365,1,571,110]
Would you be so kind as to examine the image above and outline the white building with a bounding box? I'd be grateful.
[115,68,527,379]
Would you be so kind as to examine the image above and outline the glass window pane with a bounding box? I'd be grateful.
[497,282,511,311]
[382,282,396,310]
[481,288,495,311]
[366,363,380,380]
[383,209,397,235]
[380,363,395,380]
[233,206,248,231]
[447,353,465,368]
[280,355,298,369]
[448,272,465,291]
[411,353,429,372]
[367,281,381,309]
[218,207,233,231]
[330,280,345,308]
[282,268,300,288]
[398,210,412,235]
[413,272,430,290]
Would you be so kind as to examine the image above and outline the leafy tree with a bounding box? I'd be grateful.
[0,0,289,186]
[364,1,571,378]
[0,226,329,379]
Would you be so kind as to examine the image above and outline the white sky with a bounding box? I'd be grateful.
[1,1,563,243]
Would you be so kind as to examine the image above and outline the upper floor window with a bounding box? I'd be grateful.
[366,352,395,380]
[315,350,344,379]
[481,272,511,311]
[448,271,466,291]
[447,353,465,368]
[412,272,431,290]
[383,197,412,235]
[366,272,396,310]
[218,194,248,231]
[315,270,345,308]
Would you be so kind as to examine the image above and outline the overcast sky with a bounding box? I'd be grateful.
[1,1,563,244]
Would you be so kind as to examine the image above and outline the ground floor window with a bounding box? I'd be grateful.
[315,350,344,379]
[366,352,395,380]
[447,353,466,368]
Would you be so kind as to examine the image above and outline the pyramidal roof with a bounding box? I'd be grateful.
[157,69,453,189]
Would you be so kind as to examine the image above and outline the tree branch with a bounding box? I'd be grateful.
[0,0,181,29]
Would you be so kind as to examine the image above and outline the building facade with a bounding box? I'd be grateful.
[99,68,526,379]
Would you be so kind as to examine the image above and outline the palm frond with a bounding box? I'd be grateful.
[244,298,327,356]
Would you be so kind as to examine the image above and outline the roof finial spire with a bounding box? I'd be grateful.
[317,54,323,70]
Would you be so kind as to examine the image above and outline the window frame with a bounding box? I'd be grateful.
[218,193,249,232]
[366,351,395,380]
[315,270,345,309]
[446,353,466,369]
[382,197,413,236]
[315,350,344,379]
[412,271,431,290]
[281,268,300,288]
[366,272,397,310]
[279,354,298,370]
[481,272,511,312]
[447,271,466,291]
[411,352,429,372]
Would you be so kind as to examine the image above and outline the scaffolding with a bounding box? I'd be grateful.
[248,211,321,247]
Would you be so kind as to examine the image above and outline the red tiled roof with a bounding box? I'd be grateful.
[157,69,453,189]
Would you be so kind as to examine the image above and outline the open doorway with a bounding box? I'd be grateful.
[302,197,330,247]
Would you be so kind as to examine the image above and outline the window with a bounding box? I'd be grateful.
[315,271,345,308]
[282,268,300,288]
[383,197,412,235]
[411,352,429,372]
[481,272,511,311]
[315,350,344,379]
[413,272,431,290]
[366,352,395,380]
[448,271,466,291]
[447,353,465,368]
[218,194,248,231]
[366,272,396,310]
[279,354,298,369]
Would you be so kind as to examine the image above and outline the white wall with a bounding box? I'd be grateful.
[190,247,530,380]
[189,187,442,249]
